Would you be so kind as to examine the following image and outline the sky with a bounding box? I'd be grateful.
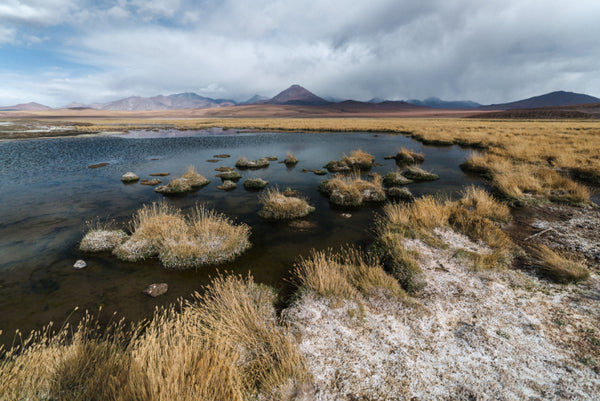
[1,0,599,107]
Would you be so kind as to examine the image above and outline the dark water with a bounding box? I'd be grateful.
[0,130,480,341]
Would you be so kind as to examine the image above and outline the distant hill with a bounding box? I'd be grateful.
[99,92,236,111]
[264,84,331,106]
[407,97,481,109]
[240,94,269,105]
[480,91,600,110]
[0,102,52,111]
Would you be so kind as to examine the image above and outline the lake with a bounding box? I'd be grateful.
[0,129,482,342]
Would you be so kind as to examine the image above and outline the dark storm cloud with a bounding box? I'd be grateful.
[1,0,599,106]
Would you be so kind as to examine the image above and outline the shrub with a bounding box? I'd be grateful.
[324,149,375,172]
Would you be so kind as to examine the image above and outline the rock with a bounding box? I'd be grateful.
[140,179,162,186]
[121,172,140,182]
[73,260,87,269]
[142,283,168,297]
[341,213,352,218]
[387,186,413,200]
[213,154,230,158]
[149,172,170,176]
[244,178,269,189]
[88,162,109,168]
[217,180,237,190]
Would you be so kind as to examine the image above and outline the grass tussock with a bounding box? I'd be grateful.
[104,201,251,269]
[235,157,270,169]
[463,153,590,205]
[0,275,307,401]
[284,151,298,165]
[319,174,385,207]
[528,244,590,283]
[258,188,315,220]
[292,248,406,300]
[325,149,375,172]
[390,147,425,165]
[154,165,210,194]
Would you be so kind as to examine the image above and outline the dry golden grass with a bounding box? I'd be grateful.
[0,275,307,401]
[528,244,590,283]
[393,147,425,164]
[319,174,385,207]
[377,189,513,284]
[284,151,298,165]
[109,202,251,268]
[458,185,511,222]
[292,248,406,300]
[258,188,315,220]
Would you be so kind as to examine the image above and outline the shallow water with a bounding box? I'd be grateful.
[0,129,481,341]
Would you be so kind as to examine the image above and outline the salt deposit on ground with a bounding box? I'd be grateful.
[285,228,600,400]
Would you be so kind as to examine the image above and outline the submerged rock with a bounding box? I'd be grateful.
[217,171,242,181]
[402,166,439,181]
[244,178,269,190]
[140,179,162,186]
[142,283,168,297]
[88,162,109,169]
[387,186,413,200]
[121,172,140,182]
[217,180,237,190]
[383,171,413,186]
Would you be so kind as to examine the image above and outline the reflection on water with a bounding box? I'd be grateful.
[0,130,481,341]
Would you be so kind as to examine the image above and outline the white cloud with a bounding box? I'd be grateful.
[0,0,77,26]
[2,0,600,105]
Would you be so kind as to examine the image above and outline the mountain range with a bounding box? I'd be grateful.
[1,86,599,112]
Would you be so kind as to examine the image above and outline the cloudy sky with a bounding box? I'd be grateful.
[1,0,599,107]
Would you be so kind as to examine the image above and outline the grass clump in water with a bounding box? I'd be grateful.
[324,149,375,172]
[258,188,315,220]
[528,244,590,283]
[284,151,298,166]
[80,219,128,252]
[102,201,251,269]
[235,157,270,169]
[386,147,425,165]
[319,174,386,207]
[154,166,210,195]
[401,166,439,181]
[382,171,413,186]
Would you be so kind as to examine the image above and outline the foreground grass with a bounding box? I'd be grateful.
[0,275,307,401]
[375,187,513,291]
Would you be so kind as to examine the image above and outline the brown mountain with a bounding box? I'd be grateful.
[264,84,331,106]
[480,91,600,110]
[0,102,52,111]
